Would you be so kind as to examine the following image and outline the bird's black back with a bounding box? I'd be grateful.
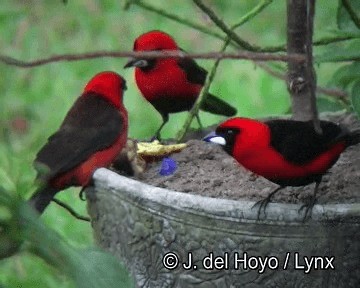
[266,119,347,165]
[177,56,207,85]
[177,54,237,117]
[35,93,123,181]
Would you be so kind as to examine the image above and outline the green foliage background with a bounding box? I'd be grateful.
[0,0,357,287]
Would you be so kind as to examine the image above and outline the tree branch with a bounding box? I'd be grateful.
[256,62,350,104]
[127,0,358,54]
[192,0,357,54]
[231,0,273,30]
[176,0,275,141]
[0,50,305,68]
[306,0,321,133]
[313,33,359,45]
[127,0,227,42]
[193,0,271,52]
[176,41,228,142]
[316,86,349,103]
[316,54,360,63]
[287,0,320,132]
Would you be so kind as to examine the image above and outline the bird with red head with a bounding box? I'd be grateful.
[29,71,128,214]
[206,117,360,220]
[125,30,237,139]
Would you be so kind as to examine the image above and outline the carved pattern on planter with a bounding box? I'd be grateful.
[86,169,360,288]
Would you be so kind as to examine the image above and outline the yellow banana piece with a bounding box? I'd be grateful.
[137,140,187,157]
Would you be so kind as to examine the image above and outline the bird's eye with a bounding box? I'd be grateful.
[225,128,240,136]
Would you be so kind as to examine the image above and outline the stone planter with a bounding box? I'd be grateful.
[86,168,360,288]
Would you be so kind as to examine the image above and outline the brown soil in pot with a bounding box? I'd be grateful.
[115,113,360,204]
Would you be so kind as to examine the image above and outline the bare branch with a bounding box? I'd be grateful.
[306,0,321,133]
[316,54,360,63]
[176,40,230,142]
[287,0,320,132]
[193,0,267,51]
[316,87,349,103]
[314,33,359,45]
[128,0,358,55]
[128,0,227,42]
[0,50,305,68]
[256,62,349,104]
[176,0,275,141]
[231,0,273,30]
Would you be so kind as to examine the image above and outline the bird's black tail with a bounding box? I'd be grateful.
[201,93,237,117]
[347,129,360,147]
[28,186,59,215]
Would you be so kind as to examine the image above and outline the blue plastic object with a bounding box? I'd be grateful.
[159,157,177,176]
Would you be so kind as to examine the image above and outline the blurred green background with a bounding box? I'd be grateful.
[0,0,350,287]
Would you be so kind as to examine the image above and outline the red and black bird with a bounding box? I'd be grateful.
[29,71,128,214]
[206,117,360,220]
[124,30,237,138]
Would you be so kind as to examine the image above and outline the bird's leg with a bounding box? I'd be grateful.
[252,186,284,220]
[195,113,203,129]
[153,113,169,141]
[52,198,90,222]
[299,178,321,222]
[79,187,86,201]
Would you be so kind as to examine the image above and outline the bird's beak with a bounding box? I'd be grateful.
[124,58,149,69]
[203,132,226,146]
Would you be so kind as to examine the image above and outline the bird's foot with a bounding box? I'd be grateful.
[52,198,90,222]
[79,187,86,201]
[151,132,162,142]
[299,196,317,222]
[251,186,284,220]
[252,197,272,220]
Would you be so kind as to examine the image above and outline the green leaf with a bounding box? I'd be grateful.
[351,80,360,117]
[0,189,24,259]
[73,248,134,288]
[0,190,134,288]
[316,96,346,113]
[331,62,360,88]
[24,212,135,288]
[337,0,360,32]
